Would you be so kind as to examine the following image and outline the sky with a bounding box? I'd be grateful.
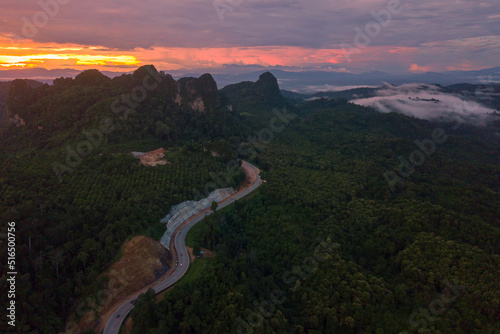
[0,0,499,74]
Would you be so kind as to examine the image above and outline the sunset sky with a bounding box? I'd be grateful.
[0,0,499,76]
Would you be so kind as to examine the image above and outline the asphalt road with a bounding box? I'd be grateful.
[103,161,262,334]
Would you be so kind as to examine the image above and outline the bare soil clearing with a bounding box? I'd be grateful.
[133,148,169,166]
[74,236,171,333]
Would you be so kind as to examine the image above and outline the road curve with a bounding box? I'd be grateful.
[103,161,262,334]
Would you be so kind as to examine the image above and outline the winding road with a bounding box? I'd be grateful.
[103,161,262,334]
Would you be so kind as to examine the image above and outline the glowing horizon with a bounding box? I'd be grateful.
[0,38,352,72]
[0,0,498,75]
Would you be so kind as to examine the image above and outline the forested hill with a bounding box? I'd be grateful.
[282,83,500,111]
[130,102,500,332]
[1,66,247,151]
[0,79,42,129]
[0,65,499,333]
[221,71,290,127]
[0,67,293,156]
[0,67,284,333]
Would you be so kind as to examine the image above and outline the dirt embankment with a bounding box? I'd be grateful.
[133,148,169,166]
[237,162,258,191]
[107,236,172,295]
[73,236,172,333]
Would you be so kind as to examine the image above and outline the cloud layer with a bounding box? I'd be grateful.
[352,83,498,125]
[0,0,498,72]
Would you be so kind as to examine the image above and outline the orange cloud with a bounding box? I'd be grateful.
[0,36,351,71]
[134,46,346,69]
[0,54,139,67]
[410,63,432,73]
[389,47,418,54]
[445,61,486,71]
[0,37,140,69]
[0,36,429,74]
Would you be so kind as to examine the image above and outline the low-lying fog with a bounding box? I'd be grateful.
[351,83,498,126]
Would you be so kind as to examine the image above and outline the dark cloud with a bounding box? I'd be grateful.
[0,0,498,71]
[0,0,497,47]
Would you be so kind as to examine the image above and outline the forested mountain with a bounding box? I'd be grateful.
[221,72,289,127]
[281,87,378,101]
[443,83,500,110]
[283,83,500,111]
[0,66,498,333]
[2,66,248,150]
[0,79,43,129]
[128,100,500,334]
[0,65,254,333]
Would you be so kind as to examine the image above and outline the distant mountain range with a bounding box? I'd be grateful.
[281,82,500,110]
[212,67,500,92]
[0,66,289,145]
[1,66,499,92]
[3,68,499,132]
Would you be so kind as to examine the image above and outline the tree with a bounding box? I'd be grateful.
[52,249,64,280]
[77,251,89,272]
[211,201,218,212]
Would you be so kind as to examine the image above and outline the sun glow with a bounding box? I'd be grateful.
[0,37,141,70]
[0,36,353,72]
[0,53,139,67]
